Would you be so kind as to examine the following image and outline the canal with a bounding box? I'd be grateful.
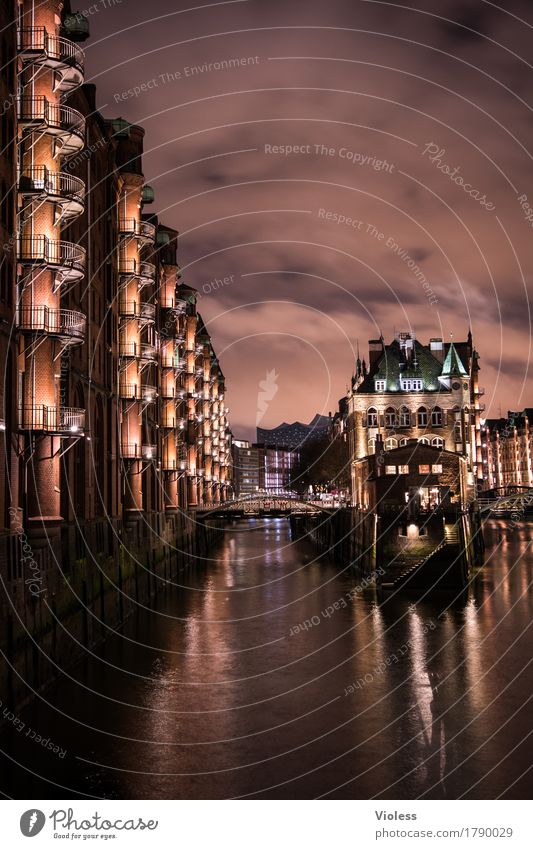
[1,518,532,799]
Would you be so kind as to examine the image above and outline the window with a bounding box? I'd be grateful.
[399,437,408,446]
[454,420,462,442]
[366,407,378,427]
[398,464,409,474]
[419,437,430,445]
[431,437,444,448]
[375,380,386,391]
[401,378,423,391]
[368,437,376,454]
[399,406,410,427]
[431,464,443,474]
[417,406,428,427]
[385,437,397,450]
[419,464,430,474]
[384,406,397,428]
[385,465,397,475]
[431,406,443,426]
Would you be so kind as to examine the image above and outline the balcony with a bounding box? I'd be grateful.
[118,218,138,238]
[140,261,156,286]
[19,405,85,433]
[19,167,85,219]
[140,343,158,364]
[161,409,176,428]
[160,383,176,399]
[118,341,138,358]
[19,236,85,282]
[162,457,177,471]
[139,220,156,245]
[120,443,157,460]
[118,299,140,319]
[120,443,142,459]
[142,384,157,403]
[18,97,85,155]
[118,257,141,279]
[119,382,141,400]
[17,306,86,342]
[174,297,188,313]
[18,27,84,91]
[140,302,156,324]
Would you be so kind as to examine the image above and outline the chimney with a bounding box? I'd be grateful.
[368,339,383,368]
[430,338,444,363]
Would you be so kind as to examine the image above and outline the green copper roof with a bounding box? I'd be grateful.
[441,342,467,376]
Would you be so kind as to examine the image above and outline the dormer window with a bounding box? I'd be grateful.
[401,378,423,391]
[375,380,386,391]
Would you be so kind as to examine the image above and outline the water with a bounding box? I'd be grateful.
[1,518,532,799]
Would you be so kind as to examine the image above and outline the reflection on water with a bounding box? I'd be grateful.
[1,518,532,799]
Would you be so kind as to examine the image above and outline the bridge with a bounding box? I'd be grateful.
[190,493,326,518]
[478,488,533,515]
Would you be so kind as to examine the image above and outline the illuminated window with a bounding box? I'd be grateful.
[385,465,397,475]
[398,464,409,474]
[417,407,428,427]
[431,406,443,426]
[401,378,423,391]
[418,464,430,474]
[431,464,443,474]
[385,437,397,450]
[366,407,378,427]
[375,380,386,391]
[399,406,410,427]
[385,406,397,428]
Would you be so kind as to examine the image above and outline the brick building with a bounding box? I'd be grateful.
[0,0,232,533]
[342,332,483,504]
[480,409,533,492]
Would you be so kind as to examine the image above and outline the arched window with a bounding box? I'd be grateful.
[418,437,430,445]
[366,407,378,427]
[399,406,410,427]
[431,406,443,426]
[385,437,398,450]
[399,437,408,446]
[368,437,376,454]
[385,406,397,428]
[417,406,428,427]
[432,436,444,448]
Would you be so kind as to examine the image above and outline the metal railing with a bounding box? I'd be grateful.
[120,443,142,459]
[118,341,138,358]
[18,27,84,73]
[19,235,86,275]
[118,383,141,399]
[118,218,137,236]
[139,220,156,243]
[19,405,85,432]
[118,257,140,277]
[142,385,157,402]
[140,343,157,363]
[19,167,85,208]
[160,384,176,399]
[118,299,140,318]
[140,261,156,282]
[18,96,85,139]
[17,306,86,339]
[140,302,156,322]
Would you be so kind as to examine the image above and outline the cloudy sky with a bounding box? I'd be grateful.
[86,0,533,440]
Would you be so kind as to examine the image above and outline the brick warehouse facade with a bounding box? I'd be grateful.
[480,409,533,493]
[0,1,232,705]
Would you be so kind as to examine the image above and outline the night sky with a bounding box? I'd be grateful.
[85,0,533,440]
